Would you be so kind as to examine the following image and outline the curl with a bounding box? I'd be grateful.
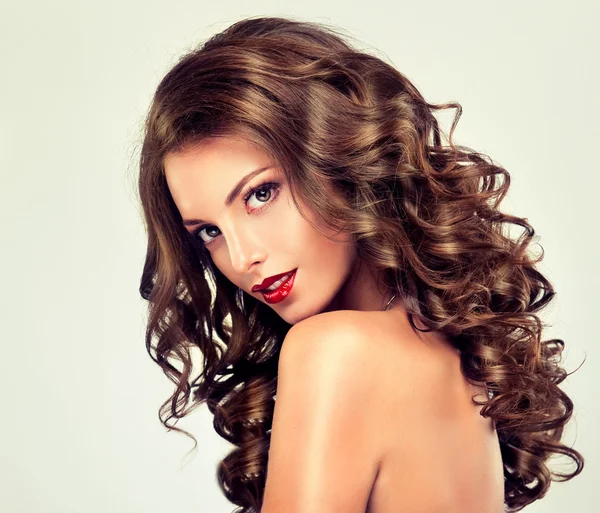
[137,15,584,513]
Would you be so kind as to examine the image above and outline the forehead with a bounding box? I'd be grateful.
[164,136,268,179]
[163,136,275,215]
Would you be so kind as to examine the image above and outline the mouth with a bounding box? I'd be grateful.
[252,269,297,292]
[256,269,297,305]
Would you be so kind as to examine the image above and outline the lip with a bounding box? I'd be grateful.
[252,269,297,292]
[259,269,296,304]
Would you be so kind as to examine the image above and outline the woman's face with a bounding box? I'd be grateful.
[164,136,360,324]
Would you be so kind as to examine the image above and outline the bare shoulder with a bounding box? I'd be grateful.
[262,310,394,512]
[281,308,468,441]
[277,309,416,437]
[279,309,400,383]
[282,309,377,352]
[282,308,440,375]
[280,308,423,382]
[265,309,478,512]
[278,309,389,402]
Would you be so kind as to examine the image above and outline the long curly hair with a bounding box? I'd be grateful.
[136,15,584,513]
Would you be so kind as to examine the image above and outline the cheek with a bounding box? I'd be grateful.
[264,194,354,264]
[253,189,316,254]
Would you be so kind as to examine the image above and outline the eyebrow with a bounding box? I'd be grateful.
[182,165,272,227]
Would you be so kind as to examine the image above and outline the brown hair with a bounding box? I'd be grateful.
[136,15,584,513]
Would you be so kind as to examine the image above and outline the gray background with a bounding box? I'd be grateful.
[1,1,597,512]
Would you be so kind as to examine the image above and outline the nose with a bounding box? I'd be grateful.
[224,222,267,274]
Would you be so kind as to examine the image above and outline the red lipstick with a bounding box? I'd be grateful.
[253,269,297,305]
[252,269,296,292]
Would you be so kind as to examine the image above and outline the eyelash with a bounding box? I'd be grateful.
[191,181,281,247]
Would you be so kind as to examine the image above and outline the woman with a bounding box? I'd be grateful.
[137,16,584,513]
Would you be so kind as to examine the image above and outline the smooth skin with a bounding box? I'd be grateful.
[163,135,395,325]
[262,309,505,513]
[164,135,505,513]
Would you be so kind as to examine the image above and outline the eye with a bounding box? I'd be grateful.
[192,181,281,246]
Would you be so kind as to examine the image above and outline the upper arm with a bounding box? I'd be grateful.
[261,314,386,513]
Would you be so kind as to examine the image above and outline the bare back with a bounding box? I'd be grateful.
[355,307,505,513]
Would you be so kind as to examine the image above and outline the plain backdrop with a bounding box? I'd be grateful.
[1,1,598,512]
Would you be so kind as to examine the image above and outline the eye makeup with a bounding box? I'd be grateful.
[190,180,282,246]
